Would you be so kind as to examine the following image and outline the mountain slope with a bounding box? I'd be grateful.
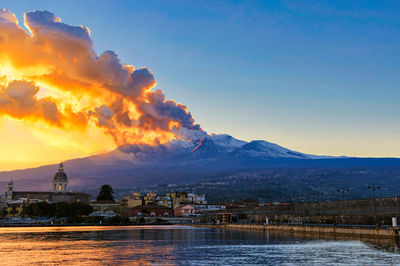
[1,134,399,192]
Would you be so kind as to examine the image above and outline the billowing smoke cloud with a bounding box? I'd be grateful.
[138,89,201,132]
[89,105,114,129]
[0,80,61,125]
[0,9,203,146]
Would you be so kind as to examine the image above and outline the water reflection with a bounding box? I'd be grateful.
[0,226,399,265]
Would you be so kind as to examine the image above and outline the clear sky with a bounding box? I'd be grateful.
[0,0,399,170]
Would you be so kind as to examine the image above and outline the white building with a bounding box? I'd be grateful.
[194,204,226,212]
[155,196,172,208]
[188,193,207,205]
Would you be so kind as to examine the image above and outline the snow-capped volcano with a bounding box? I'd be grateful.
[230,140,309,159]
[115,134,329,163]
[207,134,247,151]
[227,140,333,159]
[1,133,399,191]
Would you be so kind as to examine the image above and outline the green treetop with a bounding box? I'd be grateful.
[96,184,115,202]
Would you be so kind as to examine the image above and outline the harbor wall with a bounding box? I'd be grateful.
[198,196,400,225]
[196,224,400,238]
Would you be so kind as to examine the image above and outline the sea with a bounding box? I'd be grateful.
[0,225,399,265]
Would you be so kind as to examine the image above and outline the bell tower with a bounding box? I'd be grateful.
[5,180,13,203]
[52,163,68,193]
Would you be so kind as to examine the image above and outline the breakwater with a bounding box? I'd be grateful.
[196,196,400,225]
[194,224,400,238]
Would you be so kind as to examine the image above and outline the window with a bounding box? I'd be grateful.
[59,184,62,191]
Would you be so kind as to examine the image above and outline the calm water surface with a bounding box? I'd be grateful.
[0,225,400,265]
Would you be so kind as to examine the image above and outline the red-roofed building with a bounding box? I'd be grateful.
[175,204,196,217]
[128,205,173,217]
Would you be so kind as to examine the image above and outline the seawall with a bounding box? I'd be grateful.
[194,224,400,238]
[196,196,400,226]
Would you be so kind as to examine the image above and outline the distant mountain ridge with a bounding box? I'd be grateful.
[0,134,399,192]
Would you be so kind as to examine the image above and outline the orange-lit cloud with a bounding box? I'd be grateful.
[0,9,202,154]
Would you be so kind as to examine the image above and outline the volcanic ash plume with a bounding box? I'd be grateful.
[0,9,203,148]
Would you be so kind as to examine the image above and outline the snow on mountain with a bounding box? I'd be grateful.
[116,134,327,161]
[207,134,247,151]
[166,139,197,151]
[0,134,335,180]
[228,140,308,159]
[2,133,399,192]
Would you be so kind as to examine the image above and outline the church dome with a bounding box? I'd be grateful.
[54,162,68,181]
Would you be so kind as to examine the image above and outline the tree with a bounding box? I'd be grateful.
[22,202,53,218]
[96,184,115,202]
[0,207,7,219]
[54,202,93,218]
[71,202,93,216]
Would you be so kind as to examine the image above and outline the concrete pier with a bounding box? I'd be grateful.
[194,224,400,238]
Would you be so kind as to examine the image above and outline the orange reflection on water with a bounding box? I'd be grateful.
[0,226,181,265]
[0,225,175,234]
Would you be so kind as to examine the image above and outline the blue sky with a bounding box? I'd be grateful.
[1,0,400,157]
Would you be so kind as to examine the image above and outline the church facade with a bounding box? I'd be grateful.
[5,163,90,205]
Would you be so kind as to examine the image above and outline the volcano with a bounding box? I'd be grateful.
[0,134,400,192]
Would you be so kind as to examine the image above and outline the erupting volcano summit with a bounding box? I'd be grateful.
[0,9,205,169]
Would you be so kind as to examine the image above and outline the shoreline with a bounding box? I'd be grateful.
[2,222,399,239]
[192,224,400,239]
[0,222,172,228]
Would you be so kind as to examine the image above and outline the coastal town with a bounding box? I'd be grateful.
[0,163,236,224]
[1,2,399,264]
[3,163,400,235]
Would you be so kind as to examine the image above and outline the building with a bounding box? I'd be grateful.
[175,204,196,217]
[52,163,68,193]
[143,192,157,205]
[167,192,189,208]
[4,163,90,205]
[124,192,144,208]
[155,195,172,208]
[89,210,116,218]
[90,200,120,213]
[5,197,44,217]
[223,202,246,209]
[216,213,232,224]
[120,191,210,217]
[90,200,120,217]
[121,191,208,211]
[128,205,174,217]
[188,193,207,205]
[194,204,226,212]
